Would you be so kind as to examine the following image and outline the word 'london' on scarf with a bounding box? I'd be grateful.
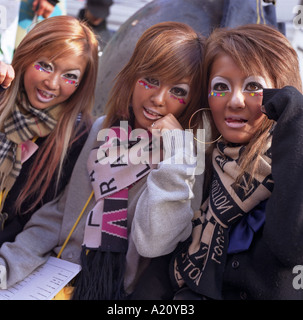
[96,121,205,175]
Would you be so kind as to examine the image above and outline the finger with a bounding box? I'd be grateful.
[35,7,43,16]
[2,65,15,88]
[0,62,9,86]
[0,72,5,85]
[147,122,161,136]
[42,9,52,18]
[158,114,183,131]
[32,0,38,11]
[35,2,46,16]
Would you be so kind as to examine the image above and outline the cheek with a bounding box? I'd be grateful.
[165,95,187,118]
[23,67,38,91]
[23,69,44,105]
[172,103,187,118]
[249,102,265,123]
[131,86,140,107]
[250,111,266,132]
[59,83,78,100]
[132,84,149,108]
[208,97,226,122]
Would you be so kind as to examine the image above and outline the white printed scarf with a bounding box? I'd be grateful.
[73,122,161,300]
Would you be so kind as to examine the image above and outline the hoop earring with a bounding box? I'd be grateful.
[188,108,222,145]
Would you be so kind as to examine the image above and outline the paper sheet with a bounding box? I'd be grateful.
[0,257,81,300]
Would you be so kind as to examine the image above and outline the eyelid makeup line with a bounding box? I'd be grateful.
[63,69,81,79]
[210,76,232,92]
[171,84,190,98]
[209,76,268,97]
[208,91,226,97]
[33,63,79,86]
[139,78,189,104]
[241,76,267,92]
[139,79,189,94]
[34,60,81,77]
[249,92,263,96]
[33,63,51,74]
[170,95,186,104]
[64,79,77,85]
[138,79,156,90]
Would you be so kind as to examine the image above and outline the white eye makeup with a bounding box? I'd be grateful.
[139,77,190,104]
[242,76,268,94]
[170,83,190,98]
[169,83,190,105]
[61,70,81,85]
[33,59,81,86]
[144,77,160,87]
[210,76,232,96]
[33,61,53,74]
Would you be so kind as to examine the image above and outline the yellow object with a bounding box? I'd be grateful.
[52,190,94,300]
[52,286,75,300]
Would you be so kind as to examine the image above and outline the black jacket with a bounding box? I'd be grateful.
[222,87,303,300]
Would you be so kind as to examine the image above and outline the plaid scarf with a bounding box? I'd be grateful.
[0,92,62,212]
[171,138,274,299]
[72,122,161,300]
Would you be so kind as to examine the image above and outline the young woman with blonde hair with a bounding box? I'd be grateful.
[171,24,303,300]
[0,15,99,244]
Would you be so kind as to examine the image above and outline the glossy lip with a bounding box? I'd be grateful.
[143,106,163,121]
[36,88,56,103]
[225,115,247,128]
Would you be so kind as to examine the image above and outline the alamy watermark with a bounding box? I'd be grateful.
[96,121,205,176]
[293,265,303,290]
[293,5,303,29]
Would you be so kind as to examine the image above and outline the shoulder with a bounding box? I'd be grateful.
[90,115,106,134]
[71,115,106,148]
[72,116,106,159]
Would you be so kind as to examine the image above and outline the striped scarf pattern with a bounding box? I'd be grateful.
[0,92,62,212]
[171,139,274,299]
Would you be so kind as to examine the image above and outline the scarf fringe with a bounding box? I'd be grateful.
[72,246,126,300]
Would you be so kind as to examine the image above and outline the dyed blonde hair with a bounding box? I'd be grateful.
[202,24,302,191]
[0,15,99,213]
[103,21,205,130]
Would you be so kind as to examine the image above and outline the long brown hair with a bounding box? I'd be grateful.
[202,24,302,194]
[0,16,99,213]
[103,21,205,130]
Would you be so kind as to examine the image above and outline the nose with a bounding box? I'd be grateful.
[44,72,60,90]
[151,87,166,107]
[227,88,245,109]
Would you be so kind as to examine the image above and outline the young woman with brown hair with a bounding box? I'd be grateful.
[0,21,205,300]
[171,23,303,300]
